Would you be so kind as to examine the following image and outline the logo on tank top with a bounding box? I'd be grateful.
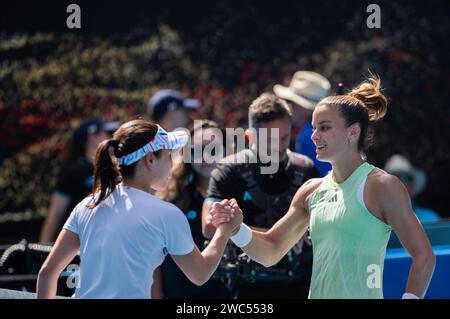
[326,190,339,203]
[328,194,338,202]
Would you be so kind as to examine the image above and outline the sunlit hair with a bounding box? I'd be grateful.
[317,75,387,151]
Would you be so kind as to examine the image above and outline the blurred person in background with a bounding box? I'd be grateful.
[39,118,120,243]
[384,154,440,223]
[202,93,318,298]
[274,71,332,176]
[154,120,231,298]
[148,89,200,131]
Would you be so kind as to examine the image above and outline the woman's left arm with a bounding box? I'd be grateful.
[37,230,80,298]
[374,174,436,298]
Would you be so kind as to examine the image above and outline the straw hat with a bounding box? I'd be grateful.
[274,71,331,110]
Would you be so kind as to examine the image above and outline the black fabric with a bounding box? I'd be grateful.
[207,150,317,227]
[161,190,231,299]
[53,157,93,231]
[184,191,207,247]
[206,149,318,298]
[162,255,232,299]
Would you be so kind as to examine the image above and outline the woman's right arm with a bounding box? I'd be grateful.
[202,198,221,239]
[151,265,164,299]
[171,207,242,286]
[39,193,70,243]
[212,178,321,267]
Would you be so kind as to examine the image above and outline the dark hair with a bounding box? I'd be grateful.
[62,118,110,166]
[248,93,292,129]
[159,120,220,211]
[317,75,388,151]
[88,119,161,208]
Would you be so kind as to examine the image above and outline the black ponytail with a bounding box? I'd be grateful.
[88,139,121,208]
[87,119,160,208]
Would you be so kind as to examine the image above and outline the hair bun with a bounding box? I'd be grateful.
[348,75,388,123]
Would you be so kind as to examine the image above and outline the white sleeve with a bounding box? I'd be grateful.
[163,206,195,256]
[62,201,83,235]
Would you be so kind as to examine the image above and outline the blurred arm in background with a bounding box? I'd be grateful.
[39,193,70,243]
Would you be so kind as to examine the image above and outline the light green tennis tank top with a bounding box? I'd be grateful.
[309,162,392,299]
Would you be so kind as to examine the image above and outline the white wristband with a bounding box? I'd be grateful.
[230,223,252,247]
[402,292,420,299]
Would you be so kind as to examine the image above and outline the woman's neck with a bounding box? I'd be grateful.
[122,177,152,194]
[331,153,365,184]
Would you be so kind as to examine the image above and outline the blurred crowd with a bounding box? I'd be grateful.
[0,1,449,242]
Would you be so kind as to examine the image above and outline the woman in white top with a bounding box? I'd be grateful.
[37,119,241,298]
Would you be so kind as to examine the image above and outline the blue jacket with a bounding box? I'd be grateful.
[295,122,332,176]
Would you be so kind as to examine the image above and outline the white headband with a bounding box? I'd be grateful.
[117,125,188,166]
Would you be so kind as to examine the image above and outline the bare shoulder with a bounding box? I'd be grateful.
[365,168,415,224]
[366,168,405,196]
[365,168,410,217]
[301,177,324,193]
[292,177,323,209]
[288,150,314,168]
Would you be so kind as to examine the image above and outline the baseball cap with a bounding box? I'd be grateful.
[147,89,200,121]
[73,118,121,143]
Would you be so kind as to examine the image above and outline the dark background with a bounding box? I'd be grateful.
[1,0,449,243]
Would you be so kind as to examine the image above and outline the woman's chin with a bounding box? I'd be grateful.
[316,152,330,162]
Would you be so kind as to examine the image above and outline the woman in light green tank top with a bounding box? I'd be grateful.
[210,75,435,299]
